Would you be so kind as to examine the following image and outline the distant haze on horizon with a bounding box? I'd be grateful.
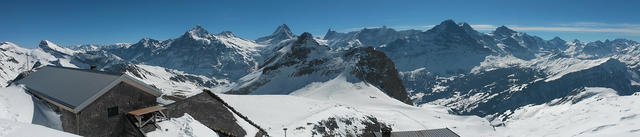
[2,0,639,48]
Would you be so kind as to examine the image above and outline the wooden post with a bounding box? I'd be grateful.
[283,128,288,137]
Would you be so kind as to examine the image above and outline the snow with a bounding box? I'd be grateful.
[126,64,230,98]
[471,55,615,82]
[227,107,259,136]
[494,87,640,137]
[40,40,77,55]
[147,113,220,137]
[0,86,77,137]
[221,74,494,137]
[0,119,80,137]
[214,34,266,52]
[0,86,33,123]
[0,41,80,87]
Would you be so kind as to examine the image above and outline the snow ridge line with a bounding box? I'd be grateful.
[203,90,269,136]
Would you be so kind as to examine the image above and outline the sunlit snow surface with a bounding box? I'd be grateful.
[495,87,640,137]
[0,86,78,137]
[221,75,494,137]
[222,76,640,137]
[147,113,220,137]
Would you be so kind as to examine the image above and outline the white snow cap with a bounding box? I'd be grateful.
[187,25,211,38]
[38,40,77,55]
[273,24,294,37]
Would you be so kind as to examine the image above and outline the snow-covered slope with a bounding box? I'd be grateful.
[255,24,295,46]
[378,20,494,75]
[222,75,494,137]
[147,114,221,137]
[407,55,640,116]
[0,41,83,86]
[0,86,79,137]
[494,87,640,137]
[229,32,411,103]
[0,119,80,137]
[321,19,640,118]
[109,26,264,80]
[323,26,421,50]
[121,64,231,101]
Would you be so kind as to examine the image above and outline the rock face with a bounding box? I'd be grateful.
[229,32,411,104]
[163,92,248,137]
[345,47,411,104]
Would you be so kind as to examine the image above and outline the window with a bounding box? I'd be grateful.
[107,106,119,117]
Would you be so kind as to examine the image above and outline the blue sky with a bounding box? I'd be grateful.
[2,0,640,48]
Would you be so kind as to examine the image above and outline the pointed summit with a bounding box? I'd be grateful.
[185,25,211,38]
[547,36,567,49]
[459,22,479,34]
[217,31,235,37]
[324,28,339,40]
[298,32,314,41]
[459,22,472,29]
[293,32,325,51]
[493,26,517,36]
[133,38,161,48]
[256,24,296,45]
[440,19,457,26]
[427,19,465,33]
[273,24,293,36]
[550,36,565,42]
[39,40,62,50]
[38,40,75,55]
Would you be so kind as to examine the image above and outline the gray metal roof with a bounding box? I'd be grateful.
[15,66,161,112]
[374,128,460,137]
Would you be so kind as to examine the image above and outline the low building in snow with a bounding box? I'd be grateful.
[13,66,268,137]
[372,127,460,137]
[14,66,162,137]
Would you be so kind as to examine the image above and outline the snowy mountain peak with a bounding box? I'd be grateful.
[217,31,235,37]
[459,22,472,29]
[427,19,466,34]
[186,25,211,38]
[550,36,566,43]
[138,38,158,43]
[297,32,317,45]
[439,19,457,26]
[133,38,162,48]
[38,40,76,55]
[38,40,57,48]
[323,28,339,40]
[0,42,22,50]
[274,24,293,36]
[459,22,479,34]
[493,26,517,36]
[255,24,296,45]
[291,32,327,51]
[572,39,582,44]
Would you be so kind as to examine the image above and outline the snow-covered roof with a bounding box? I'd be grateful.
[15,66,161,113]
[373,128,460,137]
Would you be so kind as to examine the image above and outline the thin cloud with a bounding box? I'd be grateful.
[556,22,640,29]
[470,25,497,31]
[507,26,640,34]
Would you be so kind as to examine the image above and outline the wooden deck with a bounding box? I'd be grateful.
[128,106,167,116]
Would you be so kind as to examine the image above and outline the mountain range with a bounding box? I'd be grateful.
[2,19,640,136]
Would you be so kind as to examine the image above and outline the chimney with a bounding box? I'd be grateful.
[381,127,392,137]
[90,65,97,70]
